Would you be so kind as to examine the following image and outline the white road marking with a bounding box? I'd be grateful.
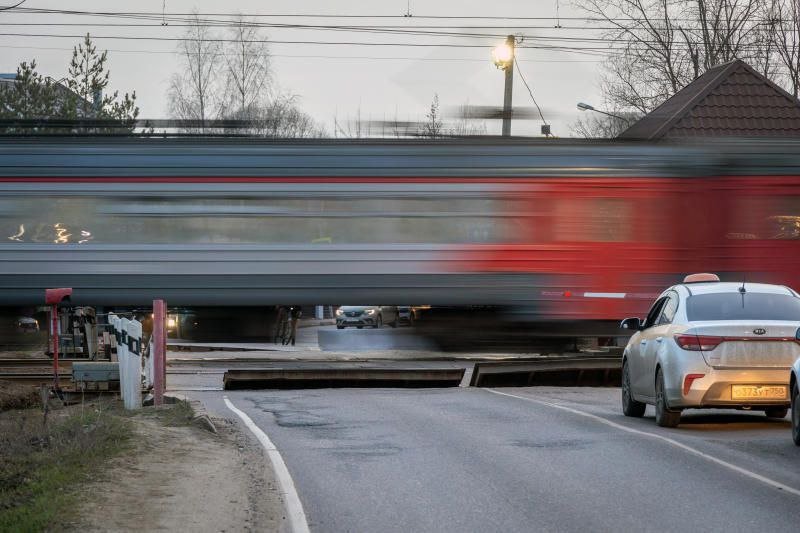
[224,397,311,533]
[484,388,800,498]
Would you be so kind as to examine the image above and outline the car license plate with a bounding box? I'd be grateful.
[731,385,787,400]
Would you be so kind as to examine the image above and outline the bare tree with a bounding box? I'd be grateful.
[219,16,272,123]
[768,0,800,97]
[168,13,220,130]
[420,93,443,138]
[571,110,642,138]
[578,0,780,113]
[263,95,325,138]
[334,104,370,138]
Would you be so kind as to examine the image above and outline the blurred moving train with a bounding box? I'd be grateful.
[1,137,799,334]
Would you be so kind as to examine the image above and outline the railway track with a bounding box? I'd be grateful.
[0,373,72,386]
[0,358,79,368]
[0,358,81,385]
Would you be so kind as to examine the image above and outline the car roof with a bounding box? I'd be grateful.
[672,282,797,297]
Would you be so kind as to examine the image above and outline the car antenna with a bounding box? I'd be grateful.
[739,274,747,308]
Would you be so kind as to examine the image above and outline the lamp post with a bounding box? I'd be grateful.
[577,102,631,124]
[493,35,515,137]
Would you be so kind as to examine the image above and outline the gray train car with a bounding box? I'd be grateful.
[0,137,798,316]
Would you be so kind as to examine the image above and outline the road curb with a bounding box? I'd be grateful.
[164,392,218,434]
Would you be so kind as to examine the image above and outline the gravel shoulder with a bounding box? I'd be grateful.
[73,411,283,532]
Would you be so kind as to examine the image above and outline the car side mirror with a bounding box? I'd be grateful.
[620,317,642,331]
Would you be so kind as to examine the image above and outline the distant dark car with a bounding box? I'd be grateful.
[336,306,398,329]
[15,317,39,333]
[397,306,415,326]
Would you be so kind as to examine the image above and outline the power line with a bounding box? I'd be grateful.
[0,42,603,62]
[0,31,788,56]
[0,31,623,55]
[5,7,654,20]
[514,56,548,128]
[0,0,25,12]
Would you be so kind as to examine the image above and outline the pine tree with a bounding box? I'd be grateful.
[0,34,141,134]
[64,33,140,131]
[0,61,76,133]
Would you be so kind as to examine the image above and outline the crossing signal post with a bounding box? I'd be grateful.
[45,288,72,390]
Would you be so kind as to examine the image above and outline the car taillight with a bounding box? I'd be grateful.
[673,334,723,351]
[683,373,705,395]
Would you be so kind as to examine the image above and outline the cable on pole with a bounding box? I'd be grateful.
[513,55,550,134]
[0,0,26,12]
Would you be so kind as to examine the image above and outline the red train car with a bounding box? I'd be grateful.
[458,173,800,324]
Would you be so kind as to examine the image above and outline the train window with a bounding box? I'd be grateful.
[553,198,632,242]
[1,195,526,245]
[726,196,800,240]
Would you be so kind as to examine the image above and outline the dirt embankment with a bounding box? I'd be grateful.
[0,393,283,532]
[72,408,284,532]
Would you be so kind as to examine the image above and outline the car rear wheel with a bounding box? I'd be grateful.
[792,384,800,446]
[337,325,345,330]
[655,368,681,428]
[622,360,646,418]
[765,407,788,419]
[389,316,398,328]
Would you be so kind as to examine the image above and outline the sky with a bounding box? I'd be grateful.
[0,0,609,137]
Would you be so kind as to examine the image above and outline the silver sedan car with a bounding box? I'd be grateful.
[621,274,800,427]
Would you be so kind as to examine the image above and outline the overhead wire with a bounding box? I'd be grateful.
[513,56,549,131]
[0,43,603,62]
[0,0,25,12]
[0,31,627,56]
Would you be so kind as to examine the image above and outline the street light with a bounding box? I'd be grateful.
[492,42,514,69]
[577,102,631,124]
[493,35,515,137]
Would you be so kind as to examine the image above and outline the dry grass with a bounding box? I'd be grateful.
[0,381,40,412]
[0,400,133,532]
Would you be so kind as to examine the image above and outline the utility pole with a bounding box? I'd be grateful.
[492,35,516,137]
[502,35,515,136]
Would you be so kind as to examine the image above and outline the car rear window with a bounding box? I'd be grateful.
[686,292,800,321]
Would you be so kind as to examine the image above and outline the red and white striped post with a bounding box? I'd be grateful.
[153,299,167,406]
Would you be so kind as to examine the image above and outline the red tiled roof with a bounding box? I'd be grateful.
[618,60,800,140]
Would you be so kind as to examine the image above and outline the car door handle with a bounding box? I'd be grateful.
[640,340,647,345]
[655,337,663,343]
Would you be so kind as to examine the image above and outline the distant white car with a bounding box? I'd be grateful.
[621,273,799,427]
[791,358,800,445]
[335,306,399,329]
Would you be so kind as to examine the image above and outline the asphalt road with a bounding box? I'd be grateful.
[196,386,800,533]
